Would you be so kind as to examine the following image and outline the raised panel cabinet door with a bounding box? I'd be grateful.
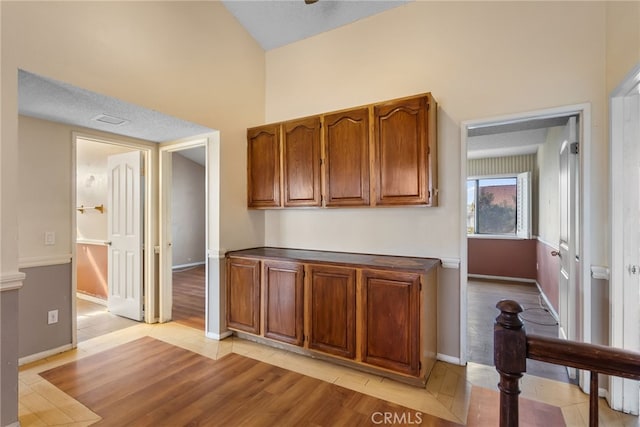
[264,260,304,345]
[247,124,281,208]
[373,95,429,205]
[283,116,322,207]
[226,257,261,334]
[324,108,370,207]
[308,265,356,358]
[361,269,420,376]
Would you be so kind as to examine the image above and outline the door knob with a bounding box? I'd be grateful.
[551,250,560,257]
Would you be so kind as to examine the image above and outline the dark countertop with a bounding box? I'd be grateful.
[226,247,440,272]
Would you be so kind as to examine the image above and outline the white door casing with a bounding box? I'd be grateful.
[610,63,640,415]
[107,150,144,321]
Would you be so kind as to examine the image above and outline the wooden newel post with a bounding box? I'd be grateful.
[494,300,527,427]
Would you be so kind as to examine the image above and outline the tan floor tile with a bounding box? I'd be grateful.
[30,381,99,422]
[20,391,75,425]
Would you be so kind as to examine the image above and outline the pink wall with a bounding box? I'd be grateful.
[76,243,108,300]
[536,240,560,311]
[468,238,537,280]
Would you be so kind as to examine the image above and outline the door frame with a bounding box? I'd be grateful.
[609,62,640,414]
[159,134,216,332]
[459,103,592,369]
[71,132,157,346]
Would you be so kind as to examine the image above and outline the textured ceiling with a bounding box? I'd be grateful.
[221,0,412,50]
[18,70,213,143]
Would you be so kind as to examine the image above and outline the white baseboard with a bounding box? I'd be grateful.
[469,273,536,284]
[437,353,463,365]
[534,282,560,321]
[206,331,233,341]
[19,343,74,366]
[77,292,107,306]
[173,262,206,270]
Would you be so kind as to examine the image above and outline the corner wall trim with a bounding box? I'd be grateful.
[206,331,233,341]
[437,353,463,366]
[440,258,460,269]
[19,343,74,366]
[535,281,560,321]
[591,265,610,281]
[208,249,227,259]
[1,271,26,292]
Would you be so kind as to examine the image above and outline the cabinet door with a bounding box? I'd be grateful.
[308,265,356,359]
[226,257,261,334]
[373,96,430,205]
[324,108,370,207]
[361,269,420,376]
[283,117,322,207]
[247,124,281,208]
[264,260,304,346]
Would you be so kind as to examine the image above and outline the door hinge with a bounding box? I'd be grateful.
[570,142,579,154]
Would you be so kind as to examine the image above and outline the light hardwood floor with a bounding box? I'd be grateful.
[19,321,639,426]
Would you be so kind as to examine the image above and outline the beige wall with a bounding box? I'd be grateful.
[265,1,606,259]
[172,153,206,267]
[2,3,265,422]
[3,1,266,255]
[264,1,607,358]
[606,2,640,94]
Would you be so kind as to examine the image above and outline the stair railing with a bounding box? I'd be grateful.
[494,299,640,427]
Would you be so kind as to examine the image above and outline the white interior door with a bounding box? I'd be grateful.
[558,116,578,347]
[611,71,640,414]
[107,150,143,321]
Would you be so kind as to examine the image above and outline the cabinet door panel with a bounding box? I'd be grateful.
[283,117,321,207]
[374,96,429,205]
[264,261,304,345]
[247,125,281,208]
[226,257,260,334]
[362,269,420,375]
[308,265,356,358]
[324,108,370,206]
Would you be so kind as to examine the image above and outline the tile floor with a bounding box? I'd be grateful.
[76,298,138,342]
[18,322,639,426]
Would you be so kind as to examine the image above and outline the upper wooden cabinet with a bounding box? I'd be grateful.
[324,108,370,207]
[283,117,322,207]
[247,93,437,209]
[373,95,434,206]
[247,124,281,208]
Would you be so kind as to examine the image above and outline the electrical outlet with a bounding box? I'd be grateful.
[44,231,56,246]
[48,309,59,325]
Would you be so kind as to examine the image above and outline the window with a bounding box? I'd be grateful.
[467,172,531,238]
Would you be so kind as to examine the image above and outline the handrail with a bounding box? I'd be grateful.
[494,299,640,427]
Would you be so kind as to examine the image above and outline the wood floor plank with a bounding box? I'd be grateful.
[40,336,461,426]
[172,266,205,330]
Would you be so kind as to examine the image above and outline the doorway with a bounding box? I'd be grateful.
[72,134,155,344]
[159,138,211,331]
[460,104,591,388]
[610,63,640,415]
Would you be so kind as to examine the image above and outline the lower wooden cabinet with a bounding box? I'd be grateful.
[226,257,260,334]
[361,269,420,376]
[225,248,438,386]
[263,260,304,346]
[308,265,356,359]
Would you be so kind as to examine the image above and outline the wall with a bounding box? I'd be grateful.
[265,1,606,360]
[3,4,265,420]
[468,239,536,280]
[172,153,205,267]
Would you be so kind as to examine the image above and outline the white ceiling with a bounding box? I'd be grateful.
[221,0,412,51]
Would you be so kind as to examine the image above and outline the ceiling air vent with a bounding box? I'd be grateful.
[92,113,129,126]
